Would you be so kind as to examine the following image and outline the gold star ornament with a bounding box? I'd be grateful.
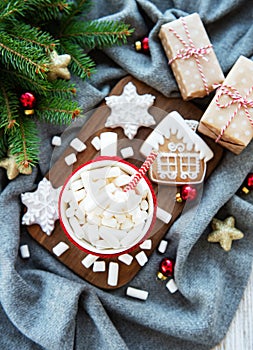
[0,154,32,180]
[207,216,244,251]
[47,50,71,81]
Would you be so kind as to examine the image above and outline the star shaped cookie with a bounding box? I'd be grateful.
[207,216,244,251]
[47,50,71,81]
[105,82,156,139]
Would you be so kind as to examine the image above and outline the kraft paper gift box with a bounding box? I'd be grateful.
[198,55,253,155]
[159,13,224,100]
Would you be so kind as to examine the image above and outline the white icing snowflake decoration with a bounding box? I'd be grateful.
[21,177,62,235]
[105,82,156,139]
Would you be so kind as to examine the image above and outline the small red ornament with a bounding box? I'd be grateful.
[157,257,175,280]
[176,185,197,202]
[20,92,36,109]
[241,173,253,194]
[135,37,149,54]
[181,185,197,201]
[141,37,149,53]
[247,173,253,189]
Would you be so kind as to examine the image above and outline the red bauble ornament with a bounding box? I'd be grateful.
[20,92,36,109]
[135,37,149,54]
[241,173,253,194]
[157,257,175,280]
[176,185,198,202]
[141,37,149,53]
[181,185,197,201]
[247,173,253,190]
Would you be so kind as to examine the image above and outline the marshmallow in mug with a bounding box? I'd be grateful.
[61,163,153,253]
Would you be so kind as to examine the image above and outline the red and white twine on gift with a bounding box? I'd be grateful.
[214,83,253,142]
[124,149,158,192]
[168,17,212,95]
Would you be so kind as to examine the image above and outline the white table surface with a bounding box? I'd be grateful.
[212,264,253,350]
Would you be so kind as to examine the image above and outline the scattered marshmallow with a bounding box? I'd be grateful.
[135,251,148,266]
[65,153,77,166]
[69,217,87,239]
[87,224,100,244]
[126,286,149,300]
[105,182,117,193]
[126,191,142,212]
[139,239,152,250]
[118,253,133,265]
[86,212,101,226]
[20,244,30,259]
[66,206,75,218]
[101,217,118,229]
[73,188,86,202]
[62,190,74,204]
[89,167,111,181]
[140,200,149,211]
[100,132,118,156]
[120,218,134,231]
[81,254,99,268]
[107,262,119,286]
[114,174,131,187]
[120,224,143,247]
[52,135,62,146]
[70,138,87,152]
[120,146,134,159]
[99,226,120,248]
[166,279,178,294]
[74,207,86,223]
[107,166,121,178]
[156,207,172,224]
[158,240,168,254]
[95,239,114,249]
[93,260,106,272]
[91,136,101,151]
[78,194,97,213]
[52,242,69,257]
[70,179,84,192]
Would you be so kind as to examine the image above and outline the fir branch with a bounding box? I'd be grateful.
[0,33,49,79]
[60,41,96,79]
[60,0,93,29]
[36,97,80,124]
[60,20,134,49]
[0,1,26,21]
[0,68,76,98]
[22,0,70,22]
[0,132,8,159]
[0,84,19,130]
[6,20,58,52]
[0,0,134,177]
[8,116,40,167]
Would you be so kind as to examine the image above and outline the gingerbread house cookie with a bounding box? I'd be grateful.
[140,111,213,185]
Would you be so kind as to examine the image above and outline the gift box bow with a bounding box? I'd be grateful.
[213,83,253,142]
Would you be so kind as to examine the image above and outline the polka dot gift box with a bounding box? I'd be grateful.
[198,55,253,154]
[159,13,224,100]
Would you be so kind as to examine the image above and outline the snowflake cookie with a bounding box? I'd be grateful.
[21,177,61,235]
[105,82,156,139]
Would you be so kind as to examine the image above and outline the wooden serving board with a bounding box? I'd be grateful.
[26,76,223,289]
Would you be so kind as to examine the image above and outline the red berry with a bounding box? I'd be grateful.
[159,257,174,278]
[247,173,253,190]
[181,185,197,201]
[20,92,36,109]
[141,37,149,53]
